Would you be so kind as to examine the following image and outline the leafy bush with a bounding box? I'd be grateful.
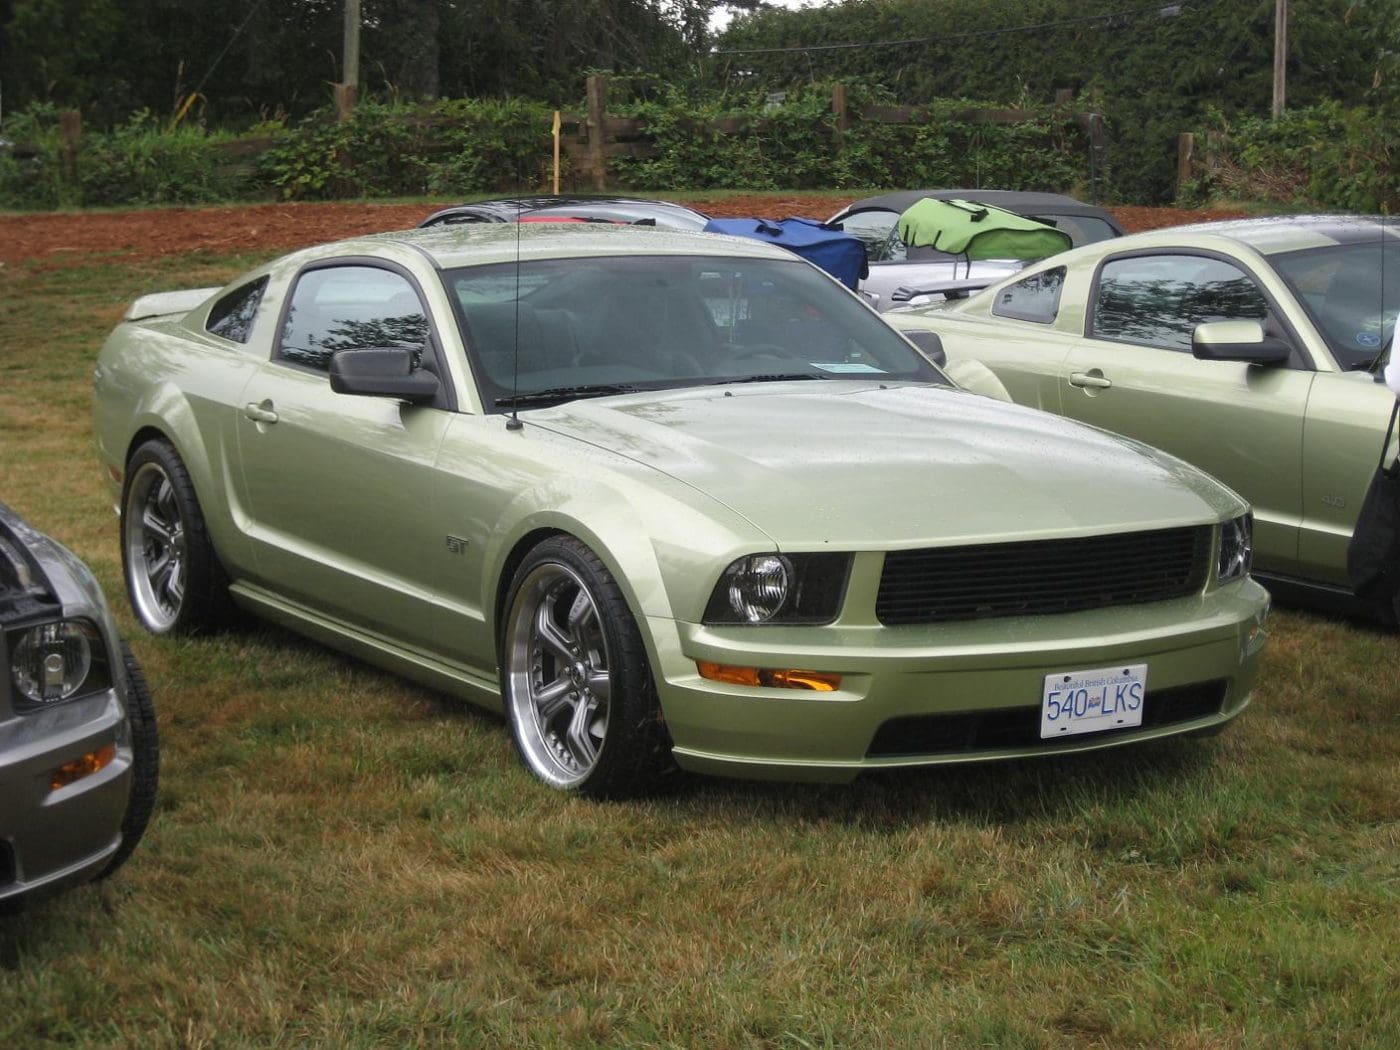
[0,103,254,208]
[78,111,247,206]
[1191,102,1398,212]
[258,98,556,201]
[610,84,1089,193]
[712,0,1384,203]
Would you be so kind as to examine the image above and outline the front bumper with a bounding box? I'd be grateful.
[649,578,1270,782]
[0,688,132,903]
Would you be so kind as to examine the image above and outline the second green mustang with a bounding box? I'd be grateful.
[889,215,1400,616]
[94,224,1268,795]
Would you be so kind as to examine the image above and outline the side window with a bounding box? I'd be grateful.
[277,265,428,372]
[1091,254,1269,352]
[992,266,1066,324]
[836,209,900,262]
[206,277,268,344]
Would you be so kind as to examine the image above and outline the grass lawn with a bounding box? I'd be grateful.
[1,241,1398,1048]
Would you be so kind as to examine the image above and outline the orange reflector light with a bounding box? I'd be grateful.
[50,743,117,791]
[697,661,841,692]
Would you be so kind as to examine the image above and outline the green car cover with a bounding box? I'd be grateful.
[896,198,1072,261]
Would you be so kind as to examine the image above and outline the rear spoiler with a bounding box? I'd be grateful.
[888,277,997,305]
[124,287,219,322]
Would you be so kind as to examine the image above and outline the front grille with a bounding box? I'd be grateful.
[866,679,1228,757]
[876,526,1211,625]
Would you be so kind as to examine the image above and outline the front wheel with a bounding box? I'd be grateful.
[121,439,233,634]
[97,644,159,881]
[501,536,673,798]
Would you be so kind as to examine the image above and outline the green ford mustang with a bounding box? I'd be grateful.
[93,224,1269,795]
[889,215,1400,616]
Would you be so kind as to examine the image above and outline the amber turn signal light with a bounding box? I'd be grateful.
[697,661,841,692]
[50,743,117,791]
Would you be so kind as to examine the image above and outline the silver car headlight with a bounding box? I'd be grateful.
[7,618,112,709]
[1218,514,1253,582]
[703,553,851,625]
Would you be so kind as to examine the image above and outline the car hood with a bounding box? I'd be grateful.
[0,502,62,623]
[527,382,1239,548]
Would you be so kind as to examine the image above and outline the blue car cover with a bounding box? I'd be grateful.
[702,217,869,291]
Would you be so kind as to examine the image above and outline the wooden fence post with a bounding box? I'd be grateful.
[1176,132,1195,198]
[335,84,359,122]
[832,83,848,134]
[58,110,82,191]
[586,74,609,190]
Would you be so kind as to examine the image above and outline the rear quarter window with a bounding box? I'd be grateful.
[991,267,1066,324]
[206,277,268,344]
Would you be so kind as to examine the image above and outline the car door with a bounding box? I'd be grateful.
[913,265,1082,412]
[1057,250,1315,578]
[1297,371,1400,587]
[234,260,454,652]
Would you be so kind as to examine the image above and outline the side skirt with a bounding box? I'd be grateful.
[228,581,504,713]
[1252,571,1391,625]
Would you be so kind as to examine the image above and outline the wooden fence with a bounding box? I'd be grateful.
[8,77,1103,196]
[562,75,1104,190]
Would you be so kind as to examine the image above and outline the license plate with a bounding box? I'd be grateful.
[1040,664,1147,739]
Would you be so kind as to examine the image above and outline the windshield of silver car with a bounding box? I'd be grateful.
[442,255,947,409]
[1271,237,1400,371]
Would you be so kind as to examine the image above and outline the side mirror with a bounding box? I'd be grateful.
[903,329,947,367]
[330,347,440,403]
[1191,320,1292,365]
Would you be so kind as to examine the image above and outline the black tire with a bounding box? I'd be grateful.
[120,438,234,634]
[500,535,674,798]
[96,644,159,881]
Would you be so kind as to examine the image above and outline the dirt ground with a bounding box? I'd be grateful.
[0,195,1248,270]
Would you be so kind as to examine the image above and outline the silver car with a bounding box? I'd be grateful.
[830,189,1125,310]
[1,501,157,906]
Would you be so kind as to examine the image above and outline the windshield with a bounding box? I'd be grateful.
[442,255,946,409]
[1270,238,1400,370]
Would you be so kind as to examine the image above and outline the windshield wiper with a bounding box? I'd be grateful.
[707,372,834,385]
[494,383,642,407]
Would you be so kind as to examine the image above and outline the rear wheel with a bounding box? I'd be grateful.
[97,644,159,881]
[501,536,673,798]
[121,439,233,634]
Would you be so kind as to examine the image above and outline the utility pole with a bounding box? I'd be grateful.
[338,0,361,120]
[1272,0,1287,118]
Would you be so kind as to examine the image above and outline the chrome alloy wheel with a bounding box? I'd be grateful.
[123,462,187,632]
[505,561,613,788]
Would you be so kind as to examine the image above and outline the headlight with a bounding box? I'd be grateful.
[8,618,112,708]
[1218,513,1252,582]
[703,553,851,625]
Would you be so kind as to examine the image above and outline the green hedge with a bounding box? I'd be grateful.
[1189,102,1399,212]
[711,0,1383,203]
[0,106,249,209]
[2,91,1390,211]
[258,98,557,200]
[608,85,1088,193]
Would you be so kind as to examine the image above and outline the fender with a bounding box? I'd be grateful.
[94,323,261,577]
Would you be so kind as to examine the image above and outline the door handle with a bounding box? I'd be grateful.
[1069,370,1113,390]
[243,401,279,424]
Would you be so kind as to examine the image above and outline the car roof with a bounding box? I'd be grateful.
[1159,214,1400,256]
[837,189,1124,230]
[420,195,708,227]
[354,221,799,270]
